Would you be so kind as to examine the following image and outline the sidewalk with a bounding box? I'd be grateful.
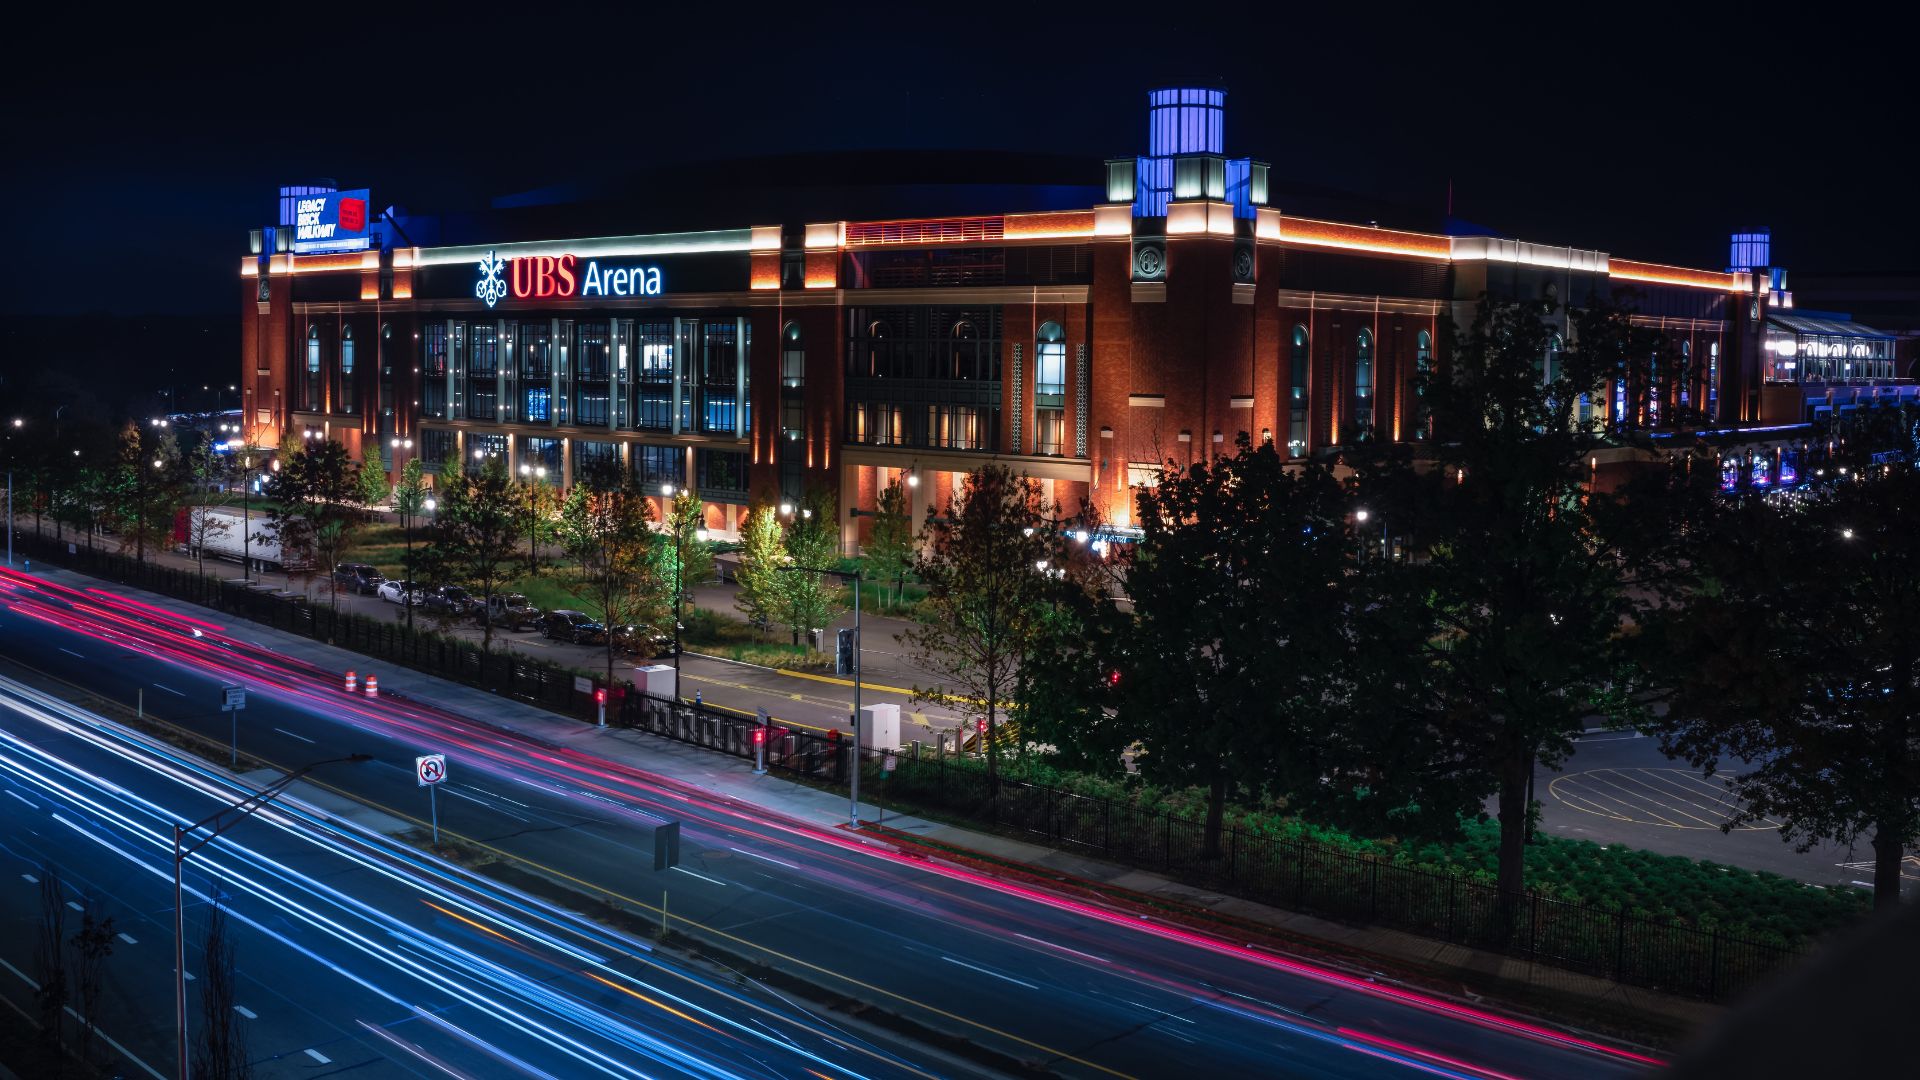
[16,557,1725,1046]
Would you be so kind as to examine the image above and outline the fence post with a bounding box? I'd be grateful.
[1164,813,1173,871]
[1446,876,1457,941]
[1708,928,1721,1001]
[1528,892,1539,959]
[1103,798,1112,855]
[1369,859,1380,919]
[1614,910,1627,981]
[1295,839,1307,907]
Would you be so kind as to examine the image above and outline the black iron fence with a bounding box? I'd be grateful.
[14,527,1806,1001]
[11,531,601,720]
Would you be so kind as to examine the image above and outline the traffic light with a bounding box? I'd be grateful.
[752,726,765,745]
[1107,669,1122,688]
[835,628,856,675]
[594,688,607,705]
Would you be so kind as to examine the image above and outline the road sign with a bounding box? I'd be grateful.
[220,685,247,712]
[415,754,447,787]
[573,675,593,694]
[883,751,897,776]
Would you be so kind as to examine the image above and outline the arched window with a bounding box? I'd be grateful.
[1413,330,1432,440]
[1035,321,1066,455]
[339,325,356,414]
[1351,328,1374,440]
[865,320,891,378]
[305,325,322,412]
[781,321,804,387]
[1289,325,1310,456]
[951,319,978,381]
[1708,341,1720,420]
[1679,340,1692,407]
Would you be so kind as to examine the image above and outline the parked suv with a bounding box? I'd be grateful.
[613,623,675,659]
[332,564,385,596]
[541,609,606,645]
[425,585,479,617]
[481,593,542,631]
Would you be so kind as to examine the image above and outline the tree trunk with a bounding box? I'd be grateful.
[1873,827,1905,911]
[1203,769,1227,859]
[1495,748,1530,902]
[985,684,999,795]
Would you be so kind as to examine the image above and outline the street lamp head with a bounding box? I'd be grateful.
[662,483,676,497]
[1021,526,1035,537]
[535,467,546,479]
[403,439,413,449]
[423,497,436,511]
[1842,527,1855,539]
[779,502,793,516]
[153,458,164,469]
[801,508,813,519]
[474,449,486,460]
[695,528,710,542]
[1035,559,1050,571]
[906,473,919,488]
[1355,509,1369,523]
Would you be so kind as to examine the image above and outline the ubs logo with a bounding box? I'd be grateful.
[475,250,508,309]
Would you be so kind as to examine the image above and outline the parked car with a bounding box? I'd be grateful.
[376,579,420,606]
[425,584,479,617]
[541,609,606,645]
[481,593,542,631]
[332,563,385,596]
[613,623,675,658]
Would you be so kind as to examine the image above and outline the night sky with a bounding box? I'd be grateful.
[4,7,1911,320]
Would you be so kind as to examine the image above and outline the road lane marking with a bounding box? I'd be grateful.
[0,954,168,1080]
[273,727,316,744]
[117,933,137,945]
[304,1049,331,1064]
[183,972,194,981]
[672,867,729,888]
[6,791,38,810]
[20,873,37,883]
[732,847,801,870]
[66,901,84,912]
[151,683,186,697]
[441,787,532,822]
[233,1005,256,1019]
[941,955,1039,990]
[1015,933,1111,965]
[58,648,86,659]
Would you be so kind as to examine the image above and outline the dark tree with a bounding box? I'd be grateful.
[903,466,1058,789]
[68,894,115,1067]
[263,438,359,603]
[33,864,67,1052]
[1642,465,1920,910]
[1387,298,1641,902]
[1122,436,1357,857]
[428,454,521,652]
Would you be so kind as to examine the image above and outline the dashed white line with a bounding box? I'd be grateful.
[731,847,801,871]
[117,933,138,945]
[672,867,729,888]
[304,1049,332,1064]
[65,901,83,912]
[6,791,38,810]
[151,683,186,697]
[20,873,37,884]
[233,1005,256,1019]
[183,972,194,981]
[273,728,315,744]
[439,787,531,822]
[1015,933,1111,964]
[940,955,1039,990]
[59,648,86,659]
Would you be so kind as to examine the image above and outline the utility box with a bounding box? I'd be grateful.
[634,664,676,702]
[859,703,900,752]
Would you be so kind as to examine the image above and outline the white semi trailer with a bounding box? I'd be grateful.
[181,507,310,573]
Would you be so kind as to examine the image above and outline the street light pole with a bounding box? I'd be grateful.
[173,753,369,1080]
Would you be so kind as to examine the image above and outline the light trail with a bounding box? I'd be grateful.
[0,566,1665,1076]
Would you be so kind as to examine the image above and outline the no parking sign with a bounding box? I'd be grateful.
[415,754,447,787]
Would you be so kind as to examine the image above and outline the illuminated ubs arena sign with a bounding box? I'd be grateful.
[476,251,662,308]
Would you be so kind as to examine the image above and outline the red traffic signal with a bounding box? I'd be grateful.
[752,727,765,745]
[976,718,986,735]
[1107,669,1122,688]
[594,688,607,704]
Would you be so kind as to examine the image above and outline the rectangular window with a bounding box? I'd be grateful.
[697,449,748,497]
[521,435,561,476]
[304,332,323,412]
[338,333,356,414]
[782,397,804,441]
[633,444,683,491]
[515,321,551,422]
[1036,341,1066,404]
[699,321,739,434]
[844,306,1002,451]
[575,321,611,427]
[783,345,805,387]
[634,322,674,431]
[422,324,448,419]
[466,324,500,422]
[468,432,508,462]
[420,427,456,470]
[1035,409,1064,456]
[574,439,617,482]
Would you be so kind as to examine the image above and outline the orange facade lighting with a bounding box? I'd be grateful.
[1003,210,1096,240]
[846,216,1004,245]
[1608,259,1745,292]
[1277,217,1451,260]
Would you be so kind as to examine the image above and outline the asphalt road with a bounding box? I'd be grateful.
[0,564,1660,1079]
[0,674,946,1080]
[1524,730,1915,899]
